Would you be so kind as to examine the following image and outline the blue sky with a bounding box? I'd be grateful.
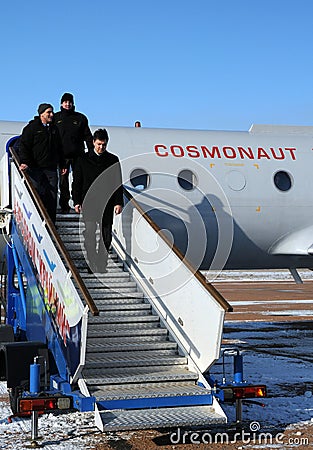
[0,0,312,130]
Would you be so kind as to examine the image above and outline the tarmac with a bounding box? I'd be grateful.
[213,277,313,323]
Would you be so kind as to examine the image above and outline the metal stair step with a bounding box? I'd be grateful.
[67,250,119,260]
[57,236,80,243]
[56,222,79,228]
[90,297,146,306]
[56,225,79,230]
[77,268,124,276]
[89,309,152,318]
[82,266,124,280]
[91,298,144,311]
[67,261,121,271]
[66,266,124,276]
[86,335,169,344]
[92,384,214,412]
[87,326,167,339]
[95,304,151,312]
[82,272,133,282]
[86,349,180,359]
[85,353,187,369]
[59,242,84,250]
[86,379,197,392]
[88,286,138,293]
[58,231,82,237]
[67,251,119,261]
[69,259,123,268]
[66,251,118,262]
[56,221,80,228]
[90,381,210,401]
[88,314,160,325]
[59,233,81,244]
[58,228,82,235]
[76,271,126,280]
[86,340,176,353]
[59,242,118,253]
[98,405,226,431]
[83,280,136,289]
[86,291,144,300]
[59,235,82,243]
[87,321,161,331]
[74,281,136,292]
[56,212,79,220]
[64,244,119,255]
[82,365,198,385]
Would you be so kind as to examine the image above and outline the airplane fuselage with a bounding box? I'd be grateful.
[2,120,313,271]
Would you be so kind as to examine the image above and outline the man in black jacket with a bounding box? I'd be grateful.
[72,129,123,273]
[54,93,93,213]
[19,103,67,224]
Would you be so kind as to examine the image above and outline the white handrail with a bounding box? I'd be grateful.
[112,190,231,373]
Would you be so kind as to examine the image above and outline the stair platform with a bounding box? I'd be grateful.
[97,405,226,432]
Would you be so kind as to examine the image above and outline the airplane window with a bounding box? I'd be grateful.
[178,169,197,191]
[130,168,150,190]
[274,171,292,192]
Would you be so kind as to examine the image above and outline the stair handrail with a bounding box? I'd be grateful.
[9,146,99,316]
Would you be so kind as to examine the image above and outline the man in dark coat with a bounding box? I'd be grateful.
[54,92,93,213]
[19,103,67,224]
[72,128,123,273]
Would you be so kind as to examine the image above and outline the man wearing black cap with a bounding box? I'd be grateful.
[54,93,93,213]
[19,103,67,223]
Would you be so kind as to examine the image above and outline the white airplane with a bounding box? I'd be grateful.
[1,120,313,282]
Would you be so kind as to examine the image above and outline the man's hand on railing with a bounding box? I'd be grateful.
[74,204,81,214]
[19,163,28,171]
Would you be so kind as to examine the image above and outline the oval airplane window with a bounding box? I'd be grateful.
[178,169,197,191]
[130,168,150,190]
[274,171,292,192]
[226,170,246,191]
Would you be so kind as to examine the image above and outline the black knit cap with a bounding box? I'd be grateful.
[61,92,74,104]
[38,103,53,115]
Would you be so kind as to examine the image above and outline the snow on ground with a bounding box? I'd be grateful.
[0,387,99,449]
[1,271,313,448]
[220,322,313,427]
[1,322,313,449]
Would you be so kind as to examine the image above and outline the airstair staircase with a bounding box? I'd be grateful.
[56,212,227,431]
